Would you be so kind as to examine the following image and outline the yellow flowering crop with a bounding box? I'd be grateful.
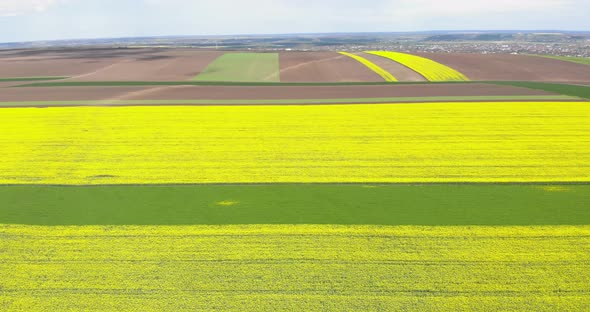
[339,52,398,82]
[2,224,589,311]
[367,51,470,81]
[0,102,589,185]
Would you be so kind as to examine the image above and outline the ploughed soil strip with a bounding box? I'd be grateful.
[0,86,155,101]
[0,83,554,102]
[67,50,223,81]
[414,53,590,82]
[358,52,426,82]
[279,52,383,82]
[0,48,223,81]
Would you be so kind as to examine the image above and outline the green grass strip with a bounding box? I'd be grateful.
[0,76,68,82]
[492,81,590,99]
[530,54,590,66]
[339,52,397,82]
[1,184,589,225]
[193,53,280,82]
[0,95,578,107]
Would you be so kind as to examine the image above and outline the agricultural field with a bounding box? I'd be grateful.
[3,225,589,311]
[279,52,384,82]
[1,47,590,311]
[1,102,589,184]
[414,52,590,82]
[532,55,590,66]
[193,52,280,82]
[366,51,470,81]
[2,48,590,83]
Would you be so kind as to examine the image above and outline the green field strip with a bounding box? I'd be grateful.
[530,54,590,66]
[339,52,397,82]
[0,95,578,107]
[0,76,68,82]
[1,184,589,225]
[491,81,590,99]
[193,53,280,82]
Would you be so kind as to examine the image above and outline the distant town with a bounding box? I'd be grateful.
[1,31,589,58]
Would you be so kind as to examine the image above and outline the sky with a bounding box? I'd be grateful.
[0,0,588,43]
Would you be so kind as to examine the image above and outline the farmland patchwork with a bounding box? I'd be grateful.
[2,48,590,310]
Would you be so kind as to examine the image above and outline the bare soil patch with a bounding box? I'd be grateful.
[0,48,223,81]
[414,53,590,82]
[68,50,223,81]
[279,52,382,82]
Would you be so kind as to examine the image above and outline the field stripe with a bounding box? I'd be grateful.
[192,53,280,82]
[0,102,589,185]
[2,224,589,311]
[339,52,397,82]
[1,184,589,225]
[0,95,580,108]
[367,51,470,82]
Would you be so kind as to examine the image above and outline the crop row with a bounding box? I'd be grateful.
[367,51,470,81]
[2,224,589,311]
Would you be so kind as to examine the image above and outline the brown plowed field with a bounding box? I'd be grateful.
[0,48,223,81]
[0,87,151,101]
[358,52,426,82]
[279,52,382,82]
[67,51,223,81]
[0,83,552,102]
[413,53,590,82]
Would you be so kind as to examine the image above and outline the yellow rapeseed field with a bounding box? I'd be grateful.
[2,224,589,311]
[339,52,398,81]
[0,102,589,185]
[367,51,470,81]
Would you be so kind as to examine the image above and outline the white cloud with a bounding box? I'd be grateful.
[0,0,68,17]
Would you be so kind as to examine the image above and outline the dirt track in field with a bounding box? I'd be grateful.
[0,48,223,81]
[0,83,553,102]
[358,52,426,82]
[414,53,590,82]
[279,52,382,82]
